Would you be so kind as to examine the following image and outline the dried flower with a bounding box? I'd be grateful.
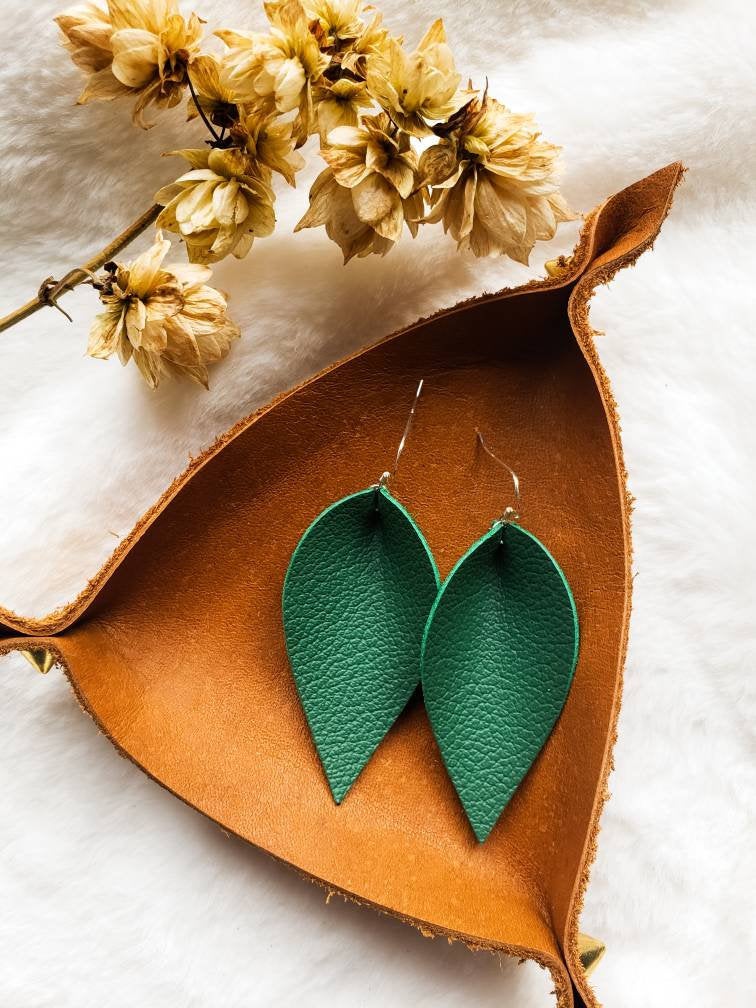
[425,96,575,261]
[366,19,460,136]
[544,254,573,279]
[296,113,424,259]
[219,0,329,144]
[87,233,240,388]
[155,148,276,263]
[314,78,372,138]
[56,0,203,128]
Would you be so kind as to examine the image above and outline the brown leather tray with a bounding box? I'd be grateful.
[0,163,683,1007]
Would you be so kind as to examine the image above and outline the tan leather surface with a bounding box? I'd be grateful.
[1,163,683,1008]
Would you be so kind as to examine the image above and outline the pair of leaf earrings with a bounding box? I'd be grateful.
[282,382,579,842]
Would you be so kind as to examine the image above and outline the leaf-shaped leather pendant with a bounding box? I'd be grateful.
[283,486,439,802]
[422,522,579,842]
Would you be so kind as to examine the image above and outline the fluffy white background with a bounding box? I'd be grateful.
[1,0,754,1005]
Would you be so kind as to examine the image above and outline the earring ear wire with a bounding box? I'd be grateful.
[475,429,521,524]
[377,378,425,490]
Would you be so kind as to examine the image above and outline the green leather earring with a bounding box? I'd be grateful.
[421,431,579,842]
[282,381,439,804]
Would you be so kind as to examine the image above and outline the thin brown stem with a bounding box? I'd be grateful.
[187,73,220,143]
[0,204,161,335]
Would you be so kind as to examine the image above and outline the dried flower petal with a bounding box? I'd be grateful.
[417,142,459,187]
[305,0,365,47]
[56,3,120,74]
[339,12,391,75]
[295,168,394,261]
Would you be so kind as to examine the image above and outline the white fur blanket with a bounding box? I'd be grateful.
[1,0,753,1005]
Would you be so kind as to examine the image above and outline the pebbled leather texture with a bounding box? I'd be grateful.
[0,165,684,1008]
[422,523,579,842]
[282,487,440,802]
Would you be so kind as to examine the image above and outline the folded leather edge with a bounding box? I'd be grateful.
[561,161,685,1008]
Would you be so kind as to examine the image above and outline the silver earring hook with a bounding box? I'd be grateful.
[377,379,424,489]
[475,429,521,524]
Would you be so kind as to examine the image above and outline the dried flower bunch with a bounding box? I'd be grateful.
[10,0,574,386]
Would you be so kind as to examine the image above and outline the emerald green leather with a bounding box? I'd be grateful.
[421,523,579,842]
[282,486,439,803]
